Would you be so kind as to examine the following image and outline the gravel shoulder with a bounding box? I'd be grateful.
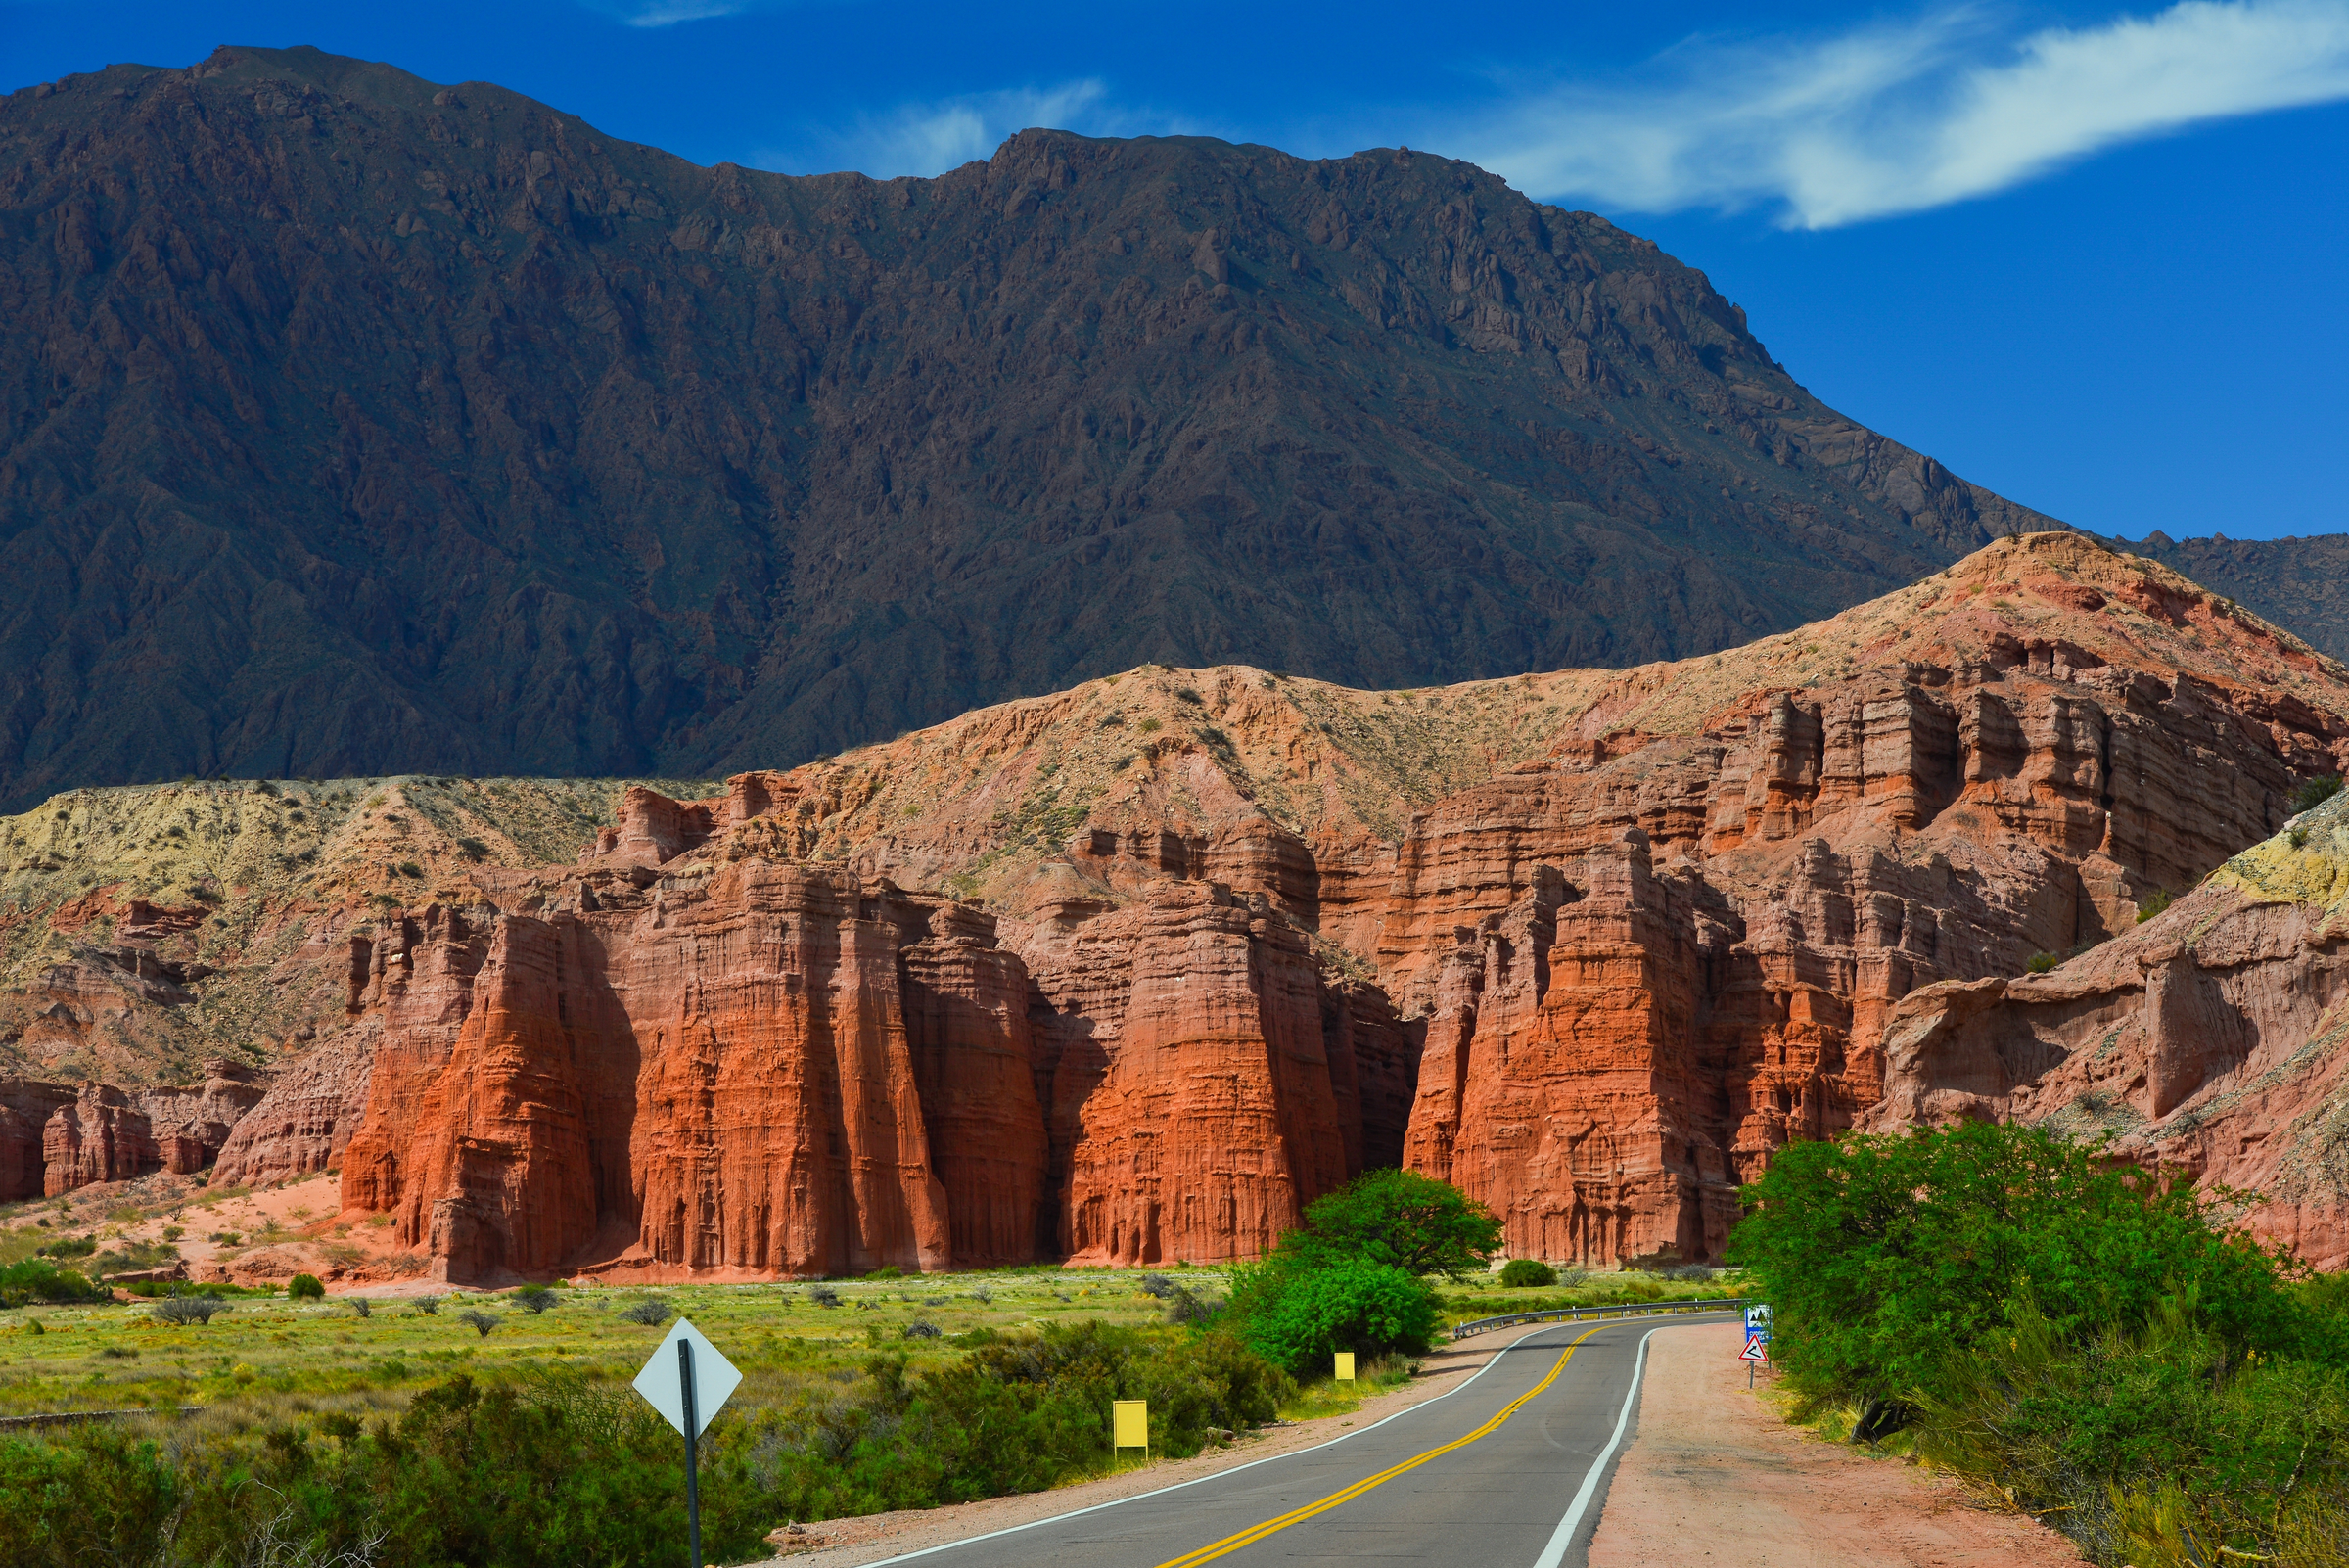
[1589,1322,2084,1567]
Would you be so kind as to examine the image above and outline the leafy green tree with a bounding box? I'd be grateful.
[1229,1258,1440,1376]
[1728,1121,2304,1407]
[1285,1169,1503,1279]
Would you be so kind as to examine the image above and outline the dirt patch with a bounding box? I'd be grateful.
[1589,1322,2083,1567]
[758,1336,1519,1565]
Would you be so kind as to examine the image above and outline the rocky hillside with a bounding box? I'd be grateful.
[1867,781,2349,1268]
[6,535,2347,1282]
[0,43,2071,812]
[2112,532,2349,665]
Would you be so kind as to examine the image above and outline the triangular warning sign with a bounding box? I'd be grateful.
[1739,1332,1771,1362]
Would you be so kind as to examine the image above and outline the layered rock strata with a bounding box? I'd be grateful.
[0,1061,263,1198]
[1861,787,2349,1267]
[14,534,2349,1275]
[306,854,1397,1282]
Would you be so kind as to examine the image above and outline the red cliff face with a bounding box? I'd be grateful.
[1377,535,2349,1264]
[1015,880,1360,1267]
[0,1061,264,1198]
[1861,788,2349,1266]
[26,535,2349,1273]
[314,840,1399,1282]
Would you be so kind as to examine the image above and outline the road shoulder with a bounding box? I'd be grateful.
[1587,1322,2083,1567]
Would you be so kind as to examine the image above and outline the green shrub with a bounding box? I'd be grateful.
[1729,1121,2349,1561]
[0,1258,106,1308]
[512,1284,558,1314]
[2291,774,2343,815]
[1229,1258,1441,1376]
[2025,950,2060,973]
[287,1272,325,1300]
[2137,887,2172,923]
[151,1294,232,1326]
[1497,1259,1557,1288]
[0,1426,181,1568]
[1728,1121,2305,1408]
[1283,1169,1503,1279]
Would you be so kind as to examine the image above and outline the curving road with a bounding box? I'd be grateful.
[868,1311,1741,1568]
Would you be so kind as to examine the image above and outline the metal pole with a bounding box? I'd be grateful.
[680,1338,702,1568]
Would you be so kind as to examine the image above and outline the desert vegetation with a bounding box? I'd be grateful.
[0,1172,1736,1565]
[1734,1121,2349,1565]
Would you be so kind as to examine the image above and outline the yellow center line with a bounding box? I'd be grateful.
[1151,1325,1604,1568]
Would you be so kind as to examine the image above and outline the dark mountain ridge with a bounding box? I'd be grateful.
[0,43,2093,807]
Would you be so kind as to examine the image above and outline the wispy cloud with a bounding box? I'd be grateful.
[1462,0,2349,227]
[577,0,784,27]
[777,79,1187,177]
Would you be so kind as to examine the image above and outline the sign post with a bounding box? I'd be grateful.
[1739,1303,1773,1389]
[1113,1399,1149,1463]
[1333,1351,1356,1382]
[633,1318,743,1568]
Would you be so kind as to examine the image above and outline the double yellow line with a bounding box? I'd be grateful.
[1152,1324,1603,1568]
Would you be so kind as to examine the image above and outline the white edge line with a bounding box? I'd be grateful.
[1529,1325,1660,1568]
[857,1318,1586,1567]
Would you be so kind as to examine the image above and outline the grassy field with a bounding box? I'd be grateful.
[0,1261,1740,1431]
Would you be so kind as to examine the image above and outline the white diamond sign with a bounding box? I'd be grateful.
[632,1317,741,1439]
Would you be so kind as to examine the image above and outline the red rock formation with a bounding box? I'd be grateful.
[1378,535,2349,1263]
[1015,880,1367,1266]
[1861,787,2349,1265]
[0,1079,75,1198]
[17,1061,264,1195]
[333,866,1057,1282]
[209,1025,377,1188]
[27,533,2349,1273]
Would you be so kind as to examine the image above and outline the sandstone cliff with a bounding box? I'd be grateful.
[1862,785,2349,1267]
[1,1060,263,1199]
[303,859,1398,1282]
[10,535,2349,1276]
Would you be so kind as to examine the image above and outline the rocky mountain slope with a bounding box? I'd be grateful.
[1865,782,2349,1268]
[6,534,2347,1280]
[2112,533,2349,665]
[0,43,2073,812]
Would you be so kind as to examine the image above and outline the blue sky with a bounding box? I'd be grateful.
[5,1,2345,541]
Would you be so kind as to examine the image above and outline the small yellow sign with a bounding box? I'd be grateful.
[1113,1399,1148,1453]
[1334,1352,1357,1382]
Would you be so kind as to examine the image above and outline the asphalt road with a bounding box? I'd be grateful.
[870,1311,1743,1568]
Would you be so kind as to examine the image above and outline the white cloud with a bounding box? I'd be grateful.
[1462,0,2349,227]
[778,79,1184,177]
[576,0,786,27]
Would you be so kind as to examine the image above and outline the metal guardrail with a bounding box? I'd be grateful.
[1450,1297,1746,1340]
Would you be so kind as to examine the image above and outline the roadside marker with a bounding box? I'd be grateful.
[1114,1399,1150,1461]
[632,1318,742,1568]
[1739,1332,1771,1362]
[1334,1351,1356,1381]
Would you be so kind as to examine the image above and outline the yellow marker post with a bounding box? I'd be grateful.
[1333,1352,1356,1382]
[1113,1399,1149,1461]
